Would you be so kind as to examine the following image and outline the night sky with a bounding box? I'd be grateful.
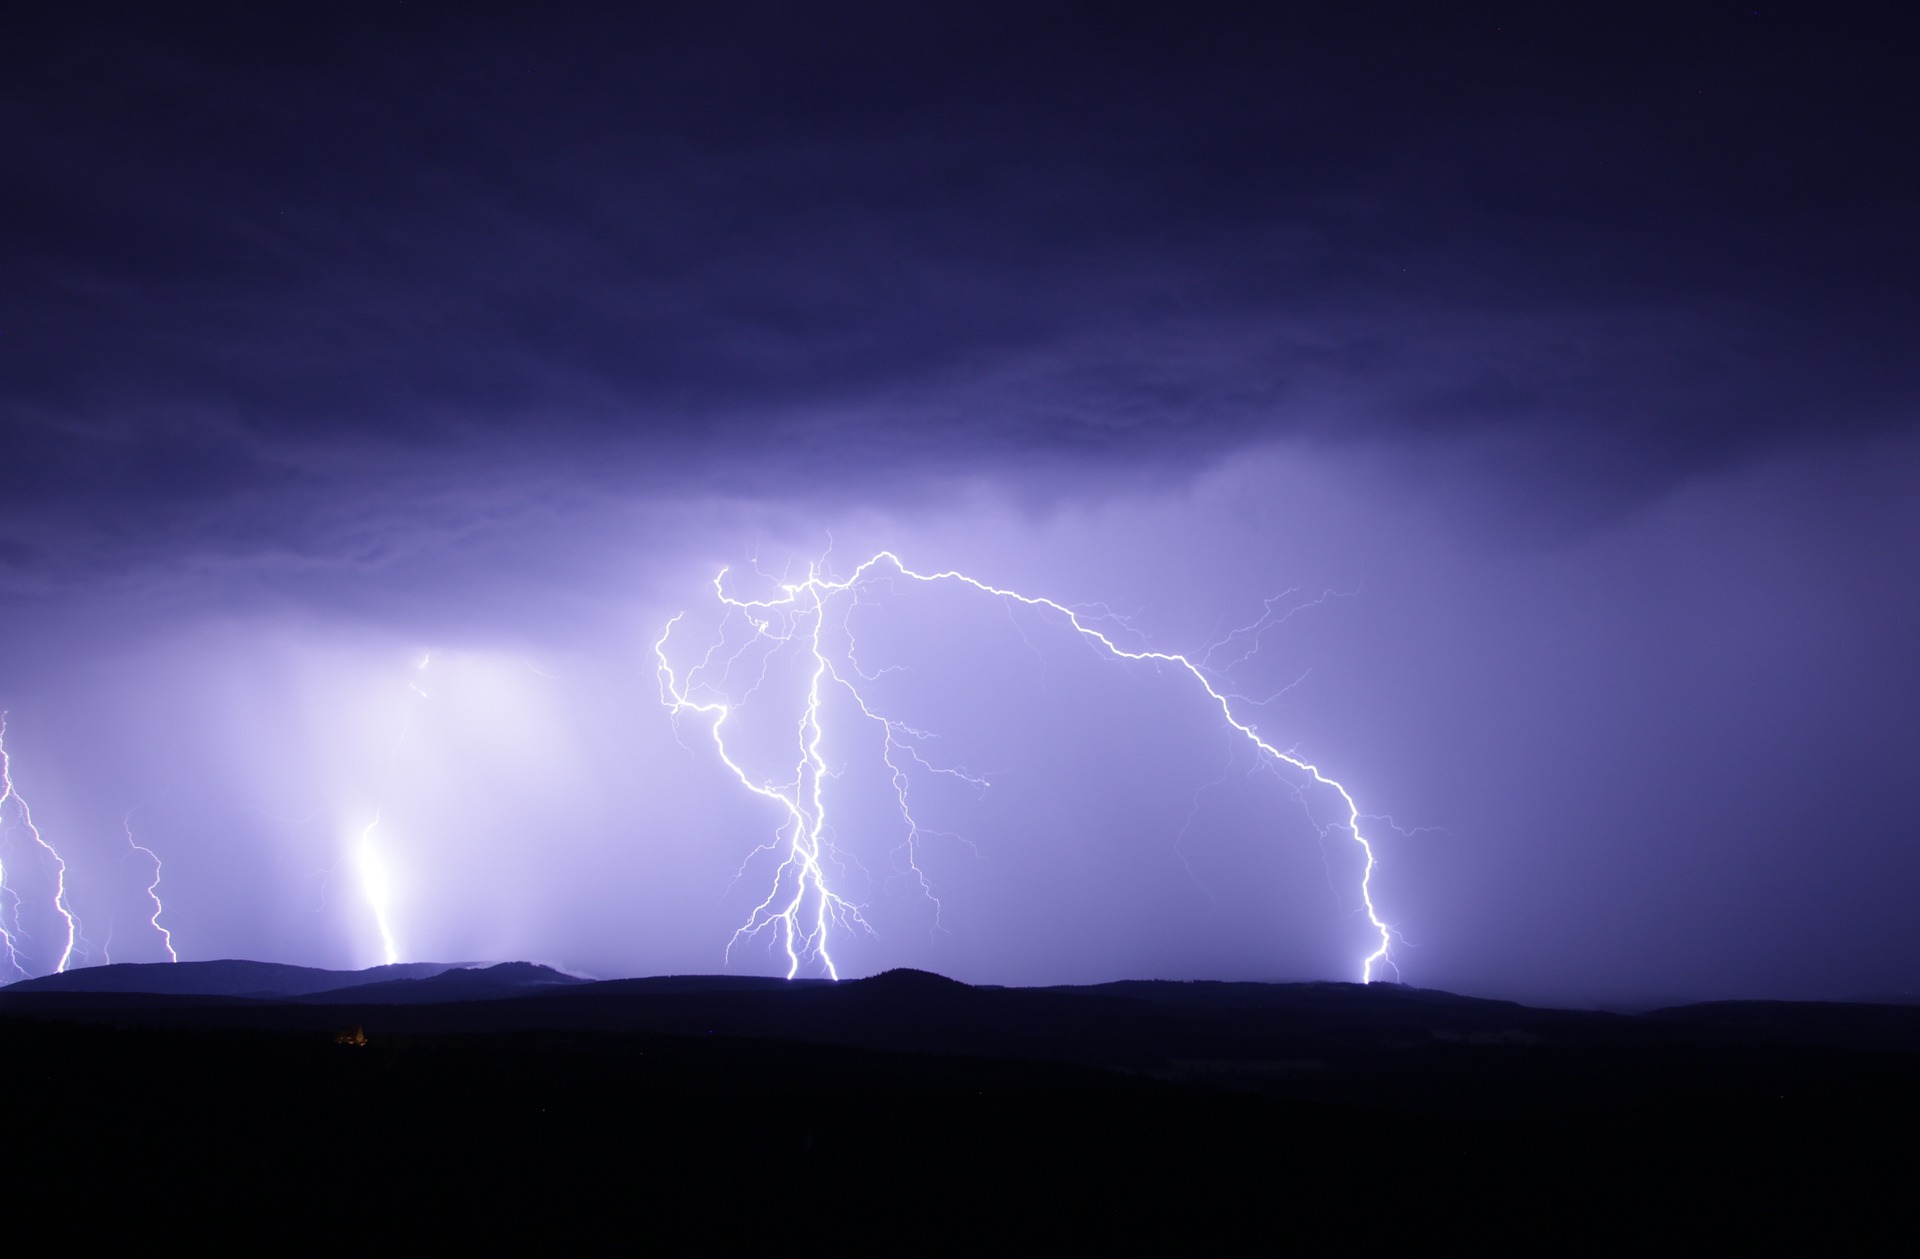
[3,3,1915,1004]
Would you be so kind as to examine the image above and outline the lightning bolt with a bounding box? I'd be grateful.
[657,552,1399,983]
[122,808,178,964]
[352,653,429,966]
[654,583,869,981]
[356,814,398,966]
[0,715,80,978]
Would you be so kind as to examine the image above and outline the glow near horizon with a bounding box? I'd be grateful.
[351,654,429,968]
[356,815,400,967]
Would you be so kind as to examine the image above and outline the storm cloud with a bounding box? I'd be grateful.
[2,4,1915,1002]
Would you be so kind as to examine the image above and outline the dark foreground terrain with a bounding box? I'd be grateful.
[4,964,1913,1243]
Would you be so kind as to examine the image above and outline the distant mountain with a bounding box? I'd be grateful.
[1647,998,1920,1052]
[2,959,464,999]
[296,961,587,1004]
[580,973,827,996]
[10,960,1920,1061]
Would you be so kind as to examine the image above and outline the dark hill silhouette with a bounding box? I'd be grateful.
[1647,998,1920,1052]
[1,958,462,998]
[10,961,1920,1060]
[295,961,586,1004]
[22,963,1917,1064]
[2,960,1914,1244]
[859,966,973,993]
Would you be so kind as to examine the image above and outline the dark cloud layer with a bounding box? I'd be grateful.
[5,2,1915,575]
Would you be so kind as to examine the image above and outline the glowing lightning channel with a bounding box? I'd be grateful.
[356,814,399,966]
[352,653,429,967]
[0,715,80,978]
[657,552,1398,984]
[654,576,869,980]
[122,809,178,964]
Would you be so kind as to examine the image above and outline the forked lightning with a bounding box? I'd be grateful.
[656,552,1396,982]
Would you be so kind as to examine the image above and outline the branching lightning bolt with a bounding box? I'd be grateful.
[0,715,80,978]
[655,590,866,981]
[657,552,1399,983]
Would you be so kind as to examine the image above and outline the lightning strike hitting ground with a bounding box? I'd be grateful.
[656,552,1397,983]
[352,654,429,967]
[123,809,178,964]
[356,815,399,966]
[0,716,80,978]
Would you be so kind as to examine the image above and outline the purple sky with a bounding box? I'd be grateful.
[2,3,1915,1003]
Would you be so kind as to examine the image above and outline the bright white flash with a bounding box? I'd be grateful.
[0,715,80,978]
[356,816,399,966]
[656,552,1397,983]
[352,653,429,967]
